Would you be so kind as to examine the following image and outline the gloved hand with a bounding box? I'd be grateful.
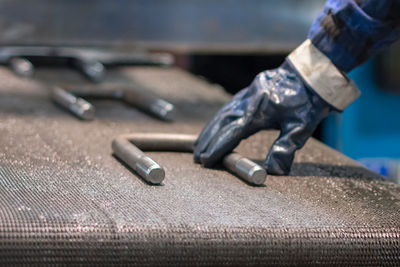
[194,0,400,175]
[193,61,333,175]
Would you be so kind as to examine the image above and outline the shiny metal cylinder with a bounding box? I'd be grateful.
[114,133,266,185]
[51,87,95,120]
[222,153,266,185]
[123,88,176,121]
[74,58,105,83]
[112,137,165,184]
[9,57,34,78]
[120,133,195,151]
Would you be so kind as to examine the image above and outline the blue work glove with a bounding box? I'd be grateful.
[194,0,400,175]
[193,61,333,175]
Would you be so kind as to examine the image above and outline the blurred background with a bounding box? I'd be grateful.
[0,0,399,183]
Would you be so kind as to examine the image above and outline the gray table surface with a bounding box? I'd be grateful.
[0,66,399,266]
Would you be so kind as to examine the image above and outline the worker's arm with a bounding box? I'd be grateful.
[309,0,400,72]
[194,0,400,175]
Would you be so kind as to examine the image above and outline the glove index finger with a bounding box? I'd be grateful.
[194,105,246,161]
[193,112,230,162]
[194,86,254,164]
[199,121,247,167]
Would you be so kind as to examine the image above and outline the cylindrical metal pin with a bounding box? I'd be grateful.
[9,57,34,78]
[120,133,195,152]
[123,88,176,121]
[51,87,95,120]
[112,137,165,184]
[74,58,105,83]
[223,153,266,185]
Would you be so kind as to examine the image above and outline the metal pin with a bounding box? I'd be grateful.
[112,133,266,185]
[112,137,165,184]
[51,87,95,120]
[123,88,176,121]
[73,58,105,83]
[120,133,195,151]
[9,57,34,78]
[58,86,176,121]
[222,153,266,185]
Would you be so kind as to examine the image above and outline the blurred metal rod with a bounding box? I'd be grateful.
[51,87,95,120]
[120,133,194,151]
[123,88,176,121]
[60,86,176,121]
[0,46,174,81]
[9,57,34,78]
[112,133,266,185]
[72,58,105,83]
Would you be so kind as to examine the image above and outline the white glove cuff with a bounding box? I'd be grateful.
[287,39,360,111]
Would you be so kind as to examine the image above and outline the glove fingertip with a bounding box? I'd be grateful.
[193,153,201,164]
[199,152,219,168]
[193,140,205,162]
[264,154,291,175]
[193,135,201,147]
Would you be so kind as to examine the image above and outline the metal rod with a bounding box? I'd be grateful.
[119,133,195,151]
[51,87,95,120]
[72,58,105,83]
[112,137,165,184]
[123,88,176,121]
[9,57,34,78]
[53,86,175,122]
[222,153,266,185]
[112,133,266,185]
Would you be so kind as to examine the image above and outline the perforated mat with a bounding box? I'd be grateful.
[0,66,399,266]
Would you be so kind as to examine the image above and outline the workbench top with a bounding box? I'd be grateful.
[0,66,399,266]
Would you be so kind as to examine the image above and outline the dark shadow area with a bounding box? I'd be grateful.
[189,54,286,94]
[112,154,164,186]
[249,159,384,180]
[290,162,384,180]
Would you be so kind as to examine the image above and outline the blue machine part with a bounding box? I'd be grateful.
[323,58,400,181]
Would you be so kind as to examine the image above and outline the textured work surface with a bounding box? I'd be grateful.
[0,66,399,266]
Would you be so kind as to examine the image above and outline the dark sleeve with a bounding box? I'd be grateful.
[308,0,400,72]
